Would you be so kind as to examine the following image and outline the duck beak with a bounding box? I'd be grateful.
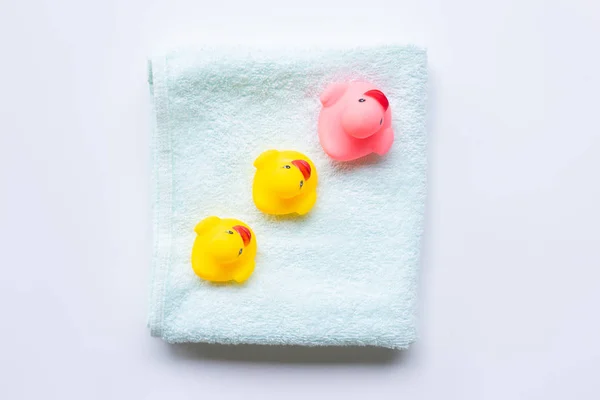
[233,225,251,246]
[291,159,311,181]
[363,89,389,111]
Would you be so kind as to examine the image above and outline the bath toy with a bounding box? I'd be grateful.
[318,82,394,161]
[252,149,318,215]
[191,216,257,283]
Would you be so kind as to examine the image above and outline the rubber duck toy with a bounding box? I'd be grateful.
[252,149,318,216]
[318,82,394,161]
[191,216,257,283]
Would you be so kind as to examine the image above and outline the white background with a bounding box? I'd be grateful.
[1,0,599,399]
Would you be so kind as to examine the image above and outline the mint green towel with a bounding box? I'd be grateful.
[148,46,427,348]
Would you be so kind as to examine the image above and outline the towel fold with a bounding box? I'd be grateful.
[148,46,428,348]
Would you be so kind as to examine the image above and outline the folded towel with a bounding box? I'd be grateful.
[148,46,428,348]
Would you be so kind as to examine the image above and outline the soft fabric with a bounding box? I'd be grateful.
[148,46,428,349]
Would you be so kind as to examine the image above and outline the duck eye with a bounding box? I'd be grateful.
[284,165,291,169]
[227,230,234,234]
[238,248,243,256]
[358,98,366,102]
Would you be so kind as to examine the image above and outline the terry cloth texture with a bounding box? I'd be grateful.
[148,46,428,348]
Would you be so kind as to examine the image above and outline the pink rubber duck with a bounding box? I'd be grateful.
[318,82,394,161]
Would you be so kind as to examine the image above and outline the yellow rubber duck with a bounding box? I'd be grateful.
[252,149,318,215]
[191,216,257,283]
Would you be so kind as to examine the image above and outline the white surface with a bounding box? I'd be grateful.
[0,0,599,399]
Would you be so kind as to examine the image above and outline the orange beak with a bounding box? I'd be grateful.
[233,225,251,247]
[291,159,311,181]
